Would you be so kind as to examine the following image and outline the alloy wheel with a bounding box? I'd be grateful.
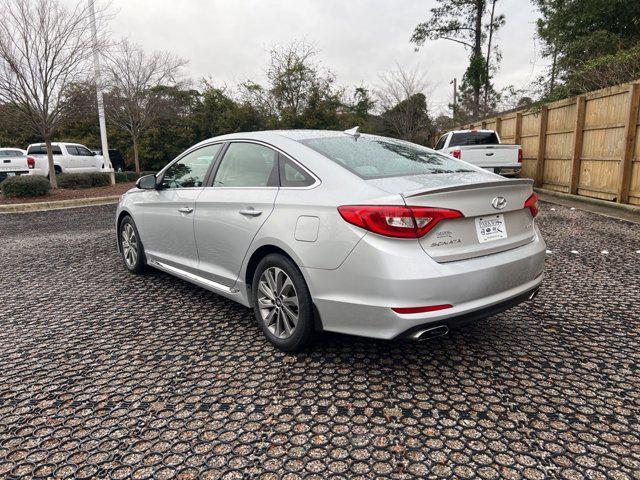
[258,267,299,339]
[121,223,138,268]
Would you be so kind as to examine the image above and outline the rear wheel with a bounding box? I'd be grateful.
[251,254,315,352]
[119,215,146,274]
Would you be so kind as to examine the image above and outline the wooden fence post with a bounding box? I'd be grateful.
[495,117,502,138]
[618,83,640,204]
[569,96,586,195]
[534,106,548,187]
[514,112,523,145]
[481,120,487,129]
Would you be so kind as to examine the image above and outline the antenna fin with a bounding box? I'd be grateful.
[344,126,360,138]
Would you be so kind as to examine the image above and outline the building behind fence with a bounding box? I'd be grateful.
[454,80,640,206]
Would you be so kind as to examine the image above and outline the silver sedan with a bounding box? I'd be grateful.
[116,129,545,351]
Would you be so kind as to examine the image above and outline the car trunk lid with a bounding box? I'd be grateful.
[367,174,536,262]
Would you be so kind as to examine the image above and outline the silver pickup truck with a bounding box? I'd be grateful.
[0,148,29,181]
[434,129,522,177]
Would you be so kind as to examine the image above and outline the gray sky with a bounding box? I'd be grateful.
[109,0,546,115]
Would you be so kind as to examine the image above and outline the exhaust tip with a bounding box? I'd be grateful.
[410,324,449,341]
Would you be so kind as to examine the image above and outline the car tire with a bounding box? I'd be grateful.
[251,253,315,352]
[118,215,146,274]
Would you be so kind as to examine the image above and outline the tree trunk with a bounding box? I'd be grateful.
[549,46,558,96]
[45,136,57,189]
[473,0,485,117]
[133,135,141,174]
[484,0,497,109]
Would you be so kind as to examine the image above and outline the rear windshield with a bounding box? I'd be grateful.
[449,131,499,146]
[300,135,474,179]
[0,150,23,157]
[27,145,62,155]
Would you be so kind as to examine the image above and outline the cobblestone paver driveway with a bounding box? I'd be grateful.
[0,203,638,479]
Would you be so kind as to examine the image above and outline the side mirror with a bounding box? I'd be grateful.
[136,174,157,190]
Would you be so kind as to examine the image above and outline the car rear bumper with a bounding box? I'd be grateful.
[303,226,546,340]
[0,170,30,180]
[479,164,521,175]
[395,284,540,340]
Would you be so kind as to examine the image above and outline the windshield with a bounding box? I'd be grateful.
[300,135,474,179]
[449,131,499,146]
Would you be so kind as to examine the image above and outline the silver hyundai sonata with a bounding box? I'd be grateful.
[116,129,545,351]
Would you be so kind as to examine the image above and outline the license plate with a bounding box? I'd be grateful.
[475,214,507,243]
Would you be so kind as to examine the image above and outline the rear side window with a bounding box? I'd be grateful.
[434,135,447,150]
[27,145,62,155]
[213,143,278,187]
[300,135,473,179]
[66,146,79,155]
[279,156,315,187]
[449,131,499,146]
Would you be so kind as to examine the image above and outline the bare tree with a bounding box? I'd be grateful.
[376,64,434,143]
[240,40,337,127]
[103,39,186,173]
[0,0,105,188]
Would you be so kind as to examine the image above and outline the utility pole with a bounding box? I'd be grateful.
[450,78,458,120]
[88,0,115,185]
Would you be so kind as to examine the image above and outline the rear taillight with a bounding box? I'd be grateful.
[452,149,461,159]
[518,147,523,163]
[337,205,463,239]
[27,156,35,169]
[525,193,539,218]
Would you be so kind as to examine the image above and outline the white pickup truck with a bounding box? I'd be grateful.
[0,148,30,181]
[26,142,105,177]
[434,129,522,177]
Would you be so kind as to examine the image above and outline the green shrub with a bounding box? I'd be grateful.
[115,171,139,183]
[1,175,51,198]
[57,172,111,189]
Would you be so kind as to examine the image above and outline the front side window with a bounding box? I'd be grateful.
[213,142,278,187]
[301,135,474,179]
[161,144,221,189]
[434,135,447,150]
[75,146,93,156]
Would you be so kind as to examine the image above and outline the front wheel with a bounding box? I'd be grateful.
[251,254,315,352]
[119,215,146,274]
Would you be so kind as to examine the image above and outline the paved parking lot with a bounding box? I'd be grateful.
[0,202,639,479]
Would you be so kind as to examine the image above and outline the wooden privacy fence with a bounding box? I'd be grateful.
[456,80,640,206]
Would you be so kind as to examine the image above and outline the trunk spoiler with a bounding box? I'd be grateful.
[403,178,533,198]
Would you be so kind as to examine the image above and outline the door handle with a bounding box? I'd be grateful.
[239,208,262,217]
[178,207,194,214]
